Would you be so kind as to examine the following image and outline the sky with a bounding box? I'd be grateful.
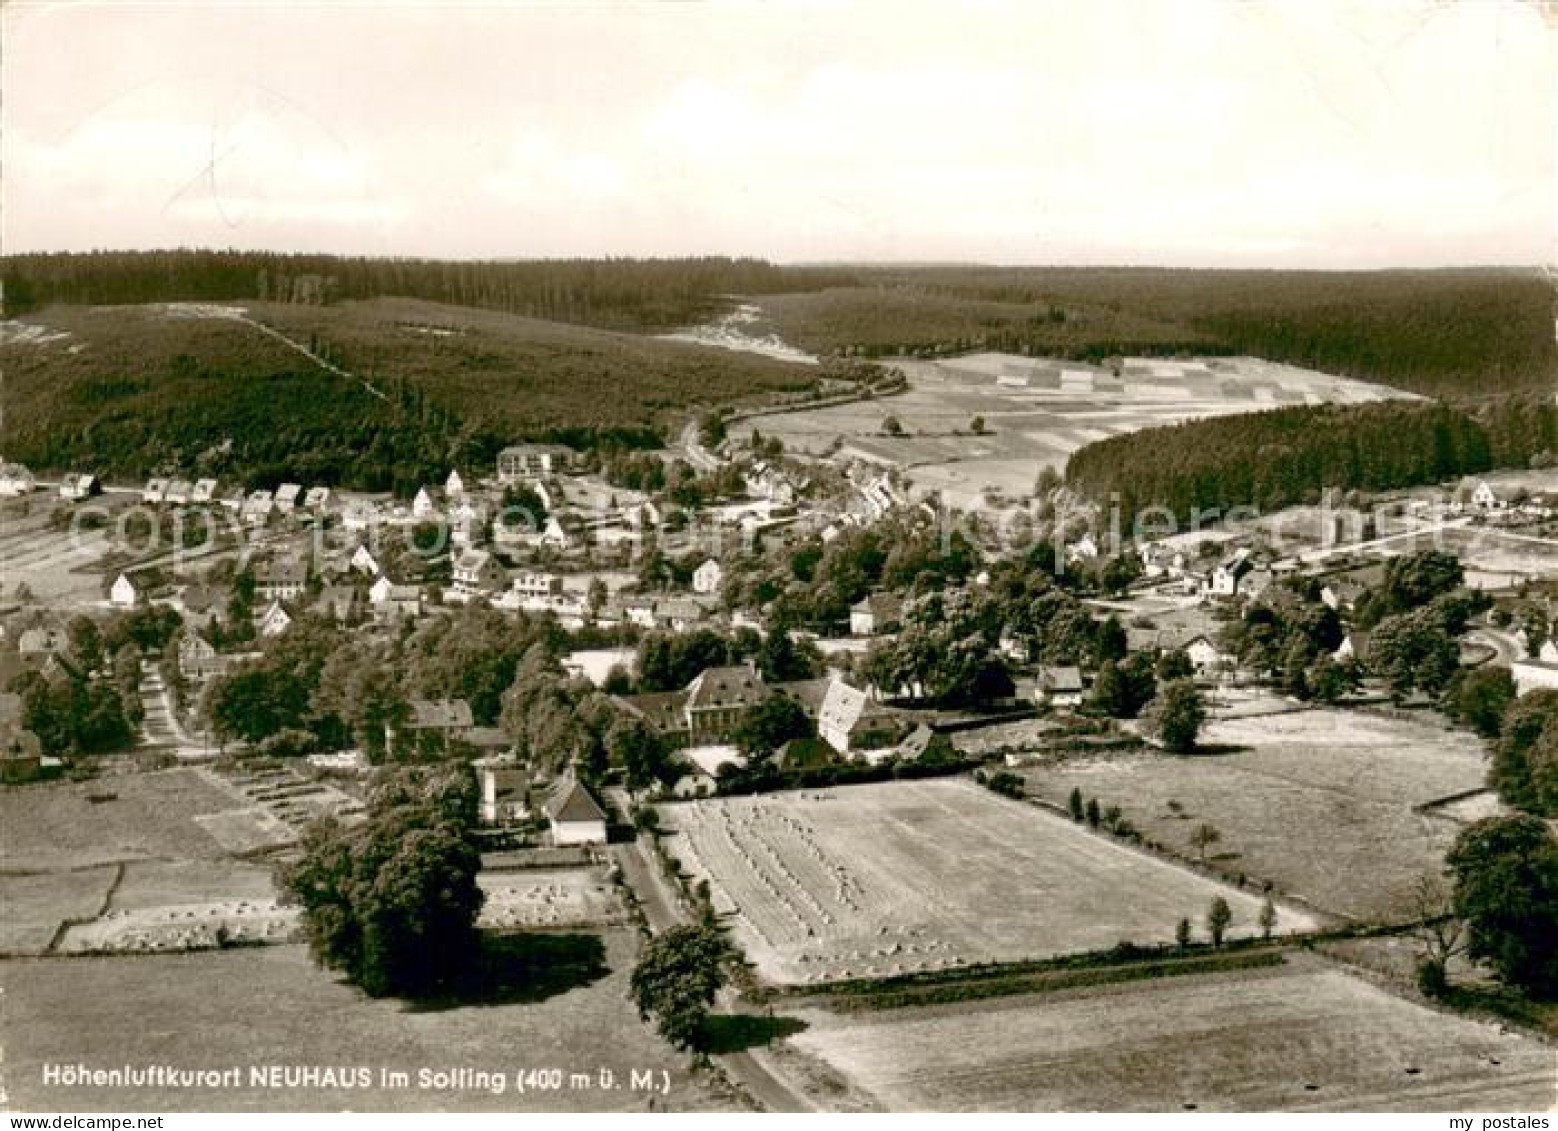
[4,0,1555,267]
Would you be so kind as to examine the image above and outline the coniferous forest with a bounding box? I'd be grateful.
[1065,395,1558,524]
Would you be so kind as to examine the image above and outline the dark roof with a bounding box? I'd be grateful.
[461,726,512,750]
[544,777,606,824]
[615,691,690,732]
[772,677,833,714]
[1038,666,1085,693]
[686,665,767,711]
[407,699,474,730]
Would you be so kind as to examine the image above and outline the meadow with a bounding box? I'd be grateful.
[1019,709,1489,921]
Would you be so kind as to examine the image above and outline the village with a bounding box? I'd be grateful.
[2,373,1557,1111]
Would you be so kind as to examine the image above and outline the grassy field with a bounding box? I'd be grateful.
[656,779,1312,986]
[0,931,734,1113]
[0,866,119,955]
[0,499,115,607]
[750,353,1408,509]
[0,769,252,871]
[1019,709,1487,922]
[774,953,1555,1111]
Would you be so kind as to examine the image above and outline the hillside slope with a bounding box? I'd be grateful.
[0,298,814,490]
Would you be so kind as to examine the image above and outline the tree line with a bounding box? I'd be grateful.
[1065,396,1558,526]
[1,250,852,330]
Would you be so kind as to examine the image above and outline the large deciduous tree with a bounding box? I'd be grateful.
[1445,815,1558,999]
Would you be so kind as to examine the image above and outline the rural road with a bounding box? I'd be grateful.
[609,833,817,1113]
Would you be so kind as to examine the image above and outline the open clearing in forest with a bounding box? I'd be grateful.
[656,778,1313,986]
[775,954,1556,1111]
[750,353,1409,509]
[1020,708,1488,922]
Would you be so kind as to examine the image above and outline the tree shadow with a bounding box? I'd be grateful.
[402,931,609,1012]
[1183,743,1250,757]
[699,1012,810,1055]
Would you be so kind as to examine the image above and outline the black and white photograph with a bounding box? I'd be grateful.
[1,0,1555,1118]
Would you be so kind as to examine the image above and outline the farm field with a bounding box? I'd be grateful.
[0,931,734,1113]
[775,954,1556,1111]
[0,771,294,957]
[0,500,114,606]
[656,779,1313,986]
[1020,709,1487,921]
[747,353,1411,509]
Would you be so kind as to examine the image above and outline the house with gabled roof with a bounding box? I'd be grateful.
[450,548,506,602]
[59,472,98,501]
[177,632,225,680]
[369,575,423,619]
[256,600,293,638]
[255,558,308,603]
[684,664,768,742]
[302,486,331,510]
[543,774,607,845]
[0,463,35,497]
[109,572,141,609]
[142,478,170,505]
[274,483,303,513]
[817,678,904,757]
[190,478,218,503]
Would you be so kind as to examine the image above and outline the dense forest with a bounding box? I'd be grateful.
[1,250,853,331]
[761,267,1557,399]
[0,299,816,486]
[1065,394,1558,523]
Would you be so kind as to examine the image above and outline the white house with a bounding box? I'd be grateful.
[164,479,194,505]
[58,472,98,501]
[255,558,308,603]
[350,544,381,577]
[543,775,607,845]
[257,600,293,638]
[302,486,331,510]
[242,490,275,526]
[141,478,170,504]
[445,469,466,498]
[274,483,303,513]
[1034,665,1085,708]
[850,592,903,637]
[1471,480,1507,511]
[0,463,35,497]
[109,572,140,608]
[1181,634,1228,672]
[412,487,438,520]
[450,548,506,602]
[692,559,724,596]
[475,753,526,825]
[1513,660,1558,696]
[190,478,219,503]
[497,443,570,484]
[512,571,563,600]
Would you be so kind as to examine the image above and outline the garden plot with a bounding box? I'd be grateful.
[657,779,1311,986]
[477,868,628,930]
[778,955,1555,1111]
[1020,709,1487,921]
